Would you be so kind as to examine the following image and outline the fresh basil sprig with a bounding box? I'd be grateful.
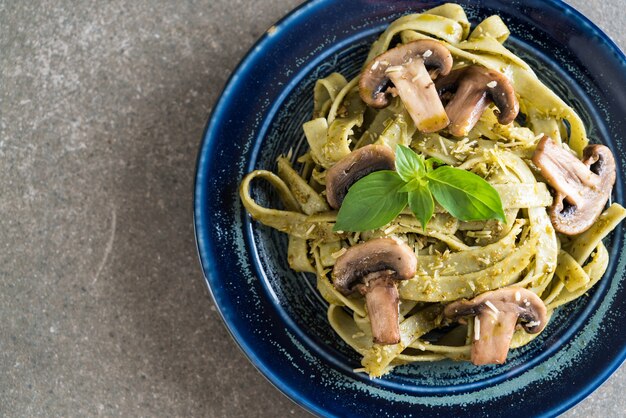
[334,145,506,232]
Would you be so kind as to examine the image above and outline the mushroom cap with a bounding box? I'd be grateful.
[325,144,395,209]
[359,39,453,109]
[436,65,519,136]
[332,238,417,295]
[444,287,547,334]
[532,136,616,235]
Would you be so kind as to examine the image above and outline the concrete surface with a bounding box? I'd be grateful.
[0,0,624,416]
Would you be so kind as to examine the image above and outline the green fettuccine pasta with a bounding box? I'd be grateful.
[239,3,624,377]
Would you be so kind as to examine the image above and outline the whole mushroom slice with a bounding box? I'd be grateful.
[444,288,547,365]
[435,65,519,137]
[332,238,417,345]
[325,144,395,209]
[532,136,616,235]
[359,39,453,133]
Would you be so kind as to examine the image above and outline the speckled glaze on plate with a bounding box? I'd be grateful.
[194,1,626,416]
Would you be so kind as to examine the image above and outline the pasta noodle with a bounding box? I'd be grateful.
[239,3,626,377]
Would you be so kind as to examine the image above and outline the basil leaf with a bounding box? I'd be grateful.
[334,171,407,232]
[426,166,506,222]
[425,157,445,172]
[408,183,434,230]
[398,178,421,193]
[395,144,425,182]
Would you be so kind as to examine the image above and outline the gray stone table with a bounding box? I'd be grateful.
[1,0,625,416]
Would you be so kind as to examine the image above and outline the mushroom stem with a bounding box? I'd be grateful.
[386,59,449,133]
[362,275,401,345]
[444,81,490,137]
[472,311,518,365]
[359,40,453,133]
[444,287,547,365]
[436,65,519,137]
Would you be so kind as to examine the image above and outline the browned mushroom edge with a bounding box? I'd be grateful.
[532,136,616,235]
[443,287,547,365]
[324,144,395,209]
[332,238,417,345]
[435,65,519,137]
[358,39,453,133]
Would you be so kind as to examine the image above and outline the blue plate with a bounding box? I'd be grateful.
[194,1,626,416]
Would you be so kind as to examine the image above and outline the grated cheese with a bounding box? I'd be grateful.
[331,247,347,259]
[385,65,403,74]
[439,137,449,155]
[384,224,398,235]
[441,265,455,275]
[467,230,492,239]
[485,300,500,314]
[474,317,481,341]
[390,235,405,246]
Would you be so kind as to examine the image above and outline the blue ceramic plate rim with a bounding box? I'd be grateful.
[194,1,626,416]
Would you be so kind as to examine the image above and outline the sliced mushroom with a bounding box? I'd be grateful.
[325,144,395,209]
[436,65,519,137]
[444,287,547,365]
[532,136,616,235]
[359,40,453,133]
[332,238,417,344]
